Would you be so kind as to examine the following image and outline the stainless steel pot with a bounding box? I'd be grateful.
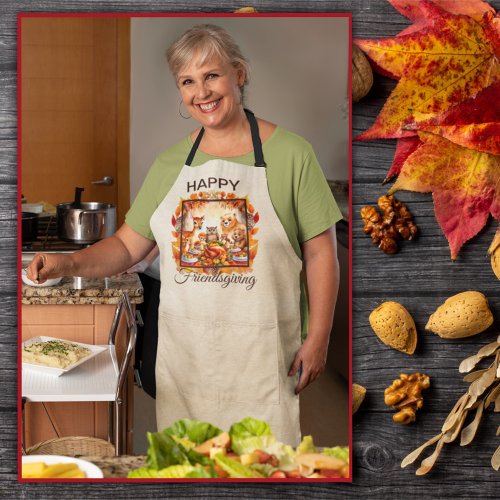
[57,202,116,244]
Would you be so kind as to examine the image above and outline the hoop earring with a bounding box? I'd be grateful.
[178,100,191,119]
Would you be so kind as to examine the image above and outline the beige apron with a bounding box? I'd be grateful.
[150,110,303,445]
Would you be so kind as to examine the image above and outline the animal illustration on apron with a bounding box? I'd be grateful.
[150,110,303,444]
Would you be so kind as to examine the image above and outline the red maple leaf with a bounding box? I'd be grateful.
[388,0,495,35]
[384,136,423,184]
[410,81,500,155]
[355,1,500,140]
[388,132,500,259]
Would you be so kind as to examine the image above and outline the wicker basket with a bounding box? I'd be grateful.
[26,436,115,457]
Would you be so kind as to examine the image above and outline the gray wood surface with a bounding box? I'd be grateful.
[3,0,499,497]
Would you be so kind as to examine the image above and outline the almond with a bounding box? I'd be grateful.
[488,230,500,280]
[491,246,500,280]
[425,291,494,339]
[369,301,417,354]
[352,383,366,414]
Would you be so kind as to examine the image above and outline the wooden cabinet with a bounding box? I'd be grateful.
[22,303,135,453]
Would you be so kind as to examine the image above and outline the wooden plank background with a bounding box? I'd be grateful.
[3,0,499,497]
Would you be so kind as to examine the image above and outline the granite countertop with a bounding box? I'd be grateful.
[22,273,144,305]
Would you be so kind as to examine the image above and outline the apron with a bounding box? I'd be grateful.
[150,109,303,445]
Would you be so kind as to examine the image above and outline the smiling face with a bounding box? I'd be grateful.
[177,55,245,131]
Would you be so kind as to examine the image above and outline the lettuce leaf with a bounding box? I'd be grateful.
[264,441,296,471]
[296,435,317,455]
[165,418,223,446]
[213,453,261,478]
[186,466,218,478]
[229,416,276,455]
[145,429,213,470]
[322,446,349,464]
[128,464,196,478]
[127,464,217,478]
[248,462,277,478]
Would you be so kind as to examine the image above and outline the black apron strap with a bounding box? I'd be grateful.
[184,108,266,167]
[185,127,205,166]
[244,108,266,167]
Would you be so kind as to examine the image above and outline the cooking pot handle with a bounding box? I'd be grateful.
[78,210,106,224]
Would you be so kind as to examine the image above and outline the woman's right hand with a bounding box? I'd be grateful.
[26,253,70,284]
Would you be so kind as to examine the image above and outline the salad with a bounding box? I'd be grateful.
[128,417,349,479]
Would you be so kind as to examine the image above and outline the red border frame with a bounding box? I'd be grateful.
[17,11,353,485]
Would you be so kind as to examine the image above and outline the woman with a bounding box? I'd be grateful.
[27,24,342,445]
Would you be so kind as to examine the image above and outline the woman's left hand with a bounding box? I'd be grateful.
[288,334,329,394]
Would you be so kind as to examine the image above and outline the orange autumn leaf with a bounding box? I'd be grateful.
[388,132,500,260]
[355,1,500,140]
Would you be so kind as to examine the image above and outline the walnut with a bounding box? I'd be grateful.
[384,373,430,425]
[360,195,418,254]
[352,45,373,102]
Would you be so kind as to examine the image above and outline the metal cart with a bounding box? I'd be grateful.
[22,292,137,456]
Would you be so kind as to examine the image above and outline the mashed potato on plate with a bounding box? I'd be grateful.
[23,340,92,369]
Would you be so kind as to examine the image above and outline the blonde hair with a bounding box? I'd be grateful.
[166,24,250,94]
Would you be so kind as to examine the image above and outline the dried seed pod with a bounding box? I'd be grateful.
[443,408,470,444]
[485,383,500,408]
[415,437,445,476]
[459,339,500,373]
[460,402,484,446]
[492,445,500,471]
[403,337,500,474]
[469,359,498,398]
[401,433,443,468]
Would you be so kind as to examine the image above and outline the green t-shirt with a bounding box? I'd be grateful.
[127,126,342,256]
[126,126,342,338]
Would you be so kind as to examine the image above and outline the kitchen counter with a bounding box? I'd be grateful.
[21,273,144,305]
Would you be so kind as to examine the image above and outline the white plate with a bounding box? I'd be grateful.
[22,336,108,377]
[22,269,62,287]
[232,255,248,262]
[22,455,104,479]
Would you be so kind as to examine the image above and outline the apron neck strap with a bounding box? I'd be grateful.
[185,108,266,168]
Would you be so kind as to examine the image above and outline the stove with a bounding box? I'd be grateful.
[22,215,89,253]
[22,215,90,268]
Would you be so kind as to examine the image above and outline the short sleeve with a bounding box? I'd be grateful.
[125,158,164,240]
[296,146,343,243]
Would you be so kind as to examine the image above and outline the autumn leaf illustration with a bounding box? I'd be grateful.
[355,1,500,140]
[388,132,500,260]
[410,80,500,155]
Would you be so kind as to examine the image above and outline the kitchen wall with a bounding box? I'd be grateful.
[129,16,349,198]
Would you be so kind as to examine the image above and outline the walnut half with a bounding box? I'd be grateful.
[384,373,430,424]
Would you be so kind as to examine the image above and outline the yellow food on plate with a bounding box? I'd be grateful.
[22,462,86,478]
[22,339,91,369]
